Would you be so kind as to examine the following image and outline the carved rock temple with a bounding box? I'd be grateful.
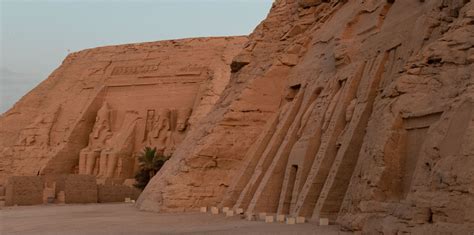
[0,37,247,204]
[136,0,474,233]
[1,0,474,233]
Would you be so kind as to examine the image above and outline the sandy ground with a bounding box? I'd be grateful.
[0,203,351,235]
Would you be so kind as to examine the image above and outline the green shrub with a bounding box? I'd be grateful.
[134,147,170,190]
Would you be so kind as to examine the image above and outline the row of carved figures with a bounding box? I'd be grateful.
[78,102,192,179]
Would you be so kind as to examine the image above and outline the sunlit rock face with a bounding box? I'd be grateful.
[137,0,474,233]
[0,36,247,185]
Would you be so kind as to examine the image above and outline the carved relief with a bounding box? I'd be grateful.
[16,105,61,148]
[146,109,171,153]
[145,108,193,156]
[111,64,160,76]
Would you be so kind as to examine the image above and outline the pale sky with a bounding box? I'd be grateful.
[0,0,273,113]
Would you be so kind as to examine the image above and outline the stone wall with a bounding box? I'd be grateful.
[5,176,43,206]
[3,175,141,206]
[63,175,98,204]
[97,184,141,203]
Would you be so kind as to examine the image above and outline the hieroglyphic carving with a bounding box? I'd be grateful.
[111,64,160,76]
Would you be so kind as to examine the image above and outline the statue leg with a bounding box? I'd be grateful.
[78,152,87,175]
[85,151,99,175]
[98,152,108,177]
[106,153,119,178]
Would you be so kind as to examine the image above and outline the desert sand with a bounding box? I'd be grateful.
[0,203,350,235]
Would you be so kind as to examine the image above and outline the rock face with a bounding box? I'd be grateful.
[137,0,474,233]
[0,37,247,185]
[1,0,473,233]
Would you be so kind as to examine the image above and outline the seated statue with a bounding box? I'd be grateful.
[78,102,112,175]
[97,111,139,179]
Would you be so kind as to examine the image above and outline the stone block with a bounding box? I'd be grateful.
[276,214,286,222]
[57,191,65,204]
[258,212,267,220]
[226,210,234,217]
[97,184,141,203]
[286,217,296,225]
[122,178,136,188]
[319,218,329,226]
[124,197,131,203]
[222,207,229,213]
[200,207,207,213]
[5,176,43,206]
[265,215,274,223]
[296,216,305,224]
[235,208,244,214]
[246,213,256,221]
[64,175,97,203]
[211,206,219,215]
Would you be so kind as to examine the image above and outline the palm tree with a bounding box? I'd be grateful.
[138,147,158,179]
[134,147,170,190]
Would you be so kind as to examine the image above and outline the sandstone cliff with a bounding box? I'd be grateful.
[137,0,474,233]
[0,37,247,185]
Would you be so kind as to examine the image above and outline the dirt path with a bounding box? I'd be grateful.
[0,203,351,234]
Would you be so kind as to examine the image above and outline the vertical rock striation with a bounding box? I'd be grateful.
[138,0,474,233]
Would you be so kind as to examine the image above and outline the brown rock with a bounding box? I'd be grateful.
[2,0,474,233]
[135,0,474,233]
[0,37,247,186]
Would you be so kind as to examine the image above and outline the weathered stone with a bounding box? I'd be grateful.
[276,214,286,222]
[211,206,219,215]
[0,37,246,187]
[286,217,296,225]
[64,175,97,203]
[265,215,274,223]
[2,0,474,233]
[320,218,329,226]
[136,0,474,233]
[97,184,140,203]
[5,176,43,206]
[225,210,234,217]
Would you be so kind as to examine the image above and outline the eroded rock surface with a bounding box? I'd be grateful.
[1,0,473,233]
[0,37,247,185]
[137,0,474,233]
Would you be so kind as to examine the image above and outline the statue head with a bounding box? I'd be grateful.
[176,108,192,132]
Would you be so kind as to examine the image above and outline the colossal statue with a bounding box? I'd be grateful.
[97,111,139,179]
[78,102,113,175]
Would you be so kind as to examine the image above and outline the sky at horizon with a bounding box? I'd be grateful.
[0,0,273,113]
